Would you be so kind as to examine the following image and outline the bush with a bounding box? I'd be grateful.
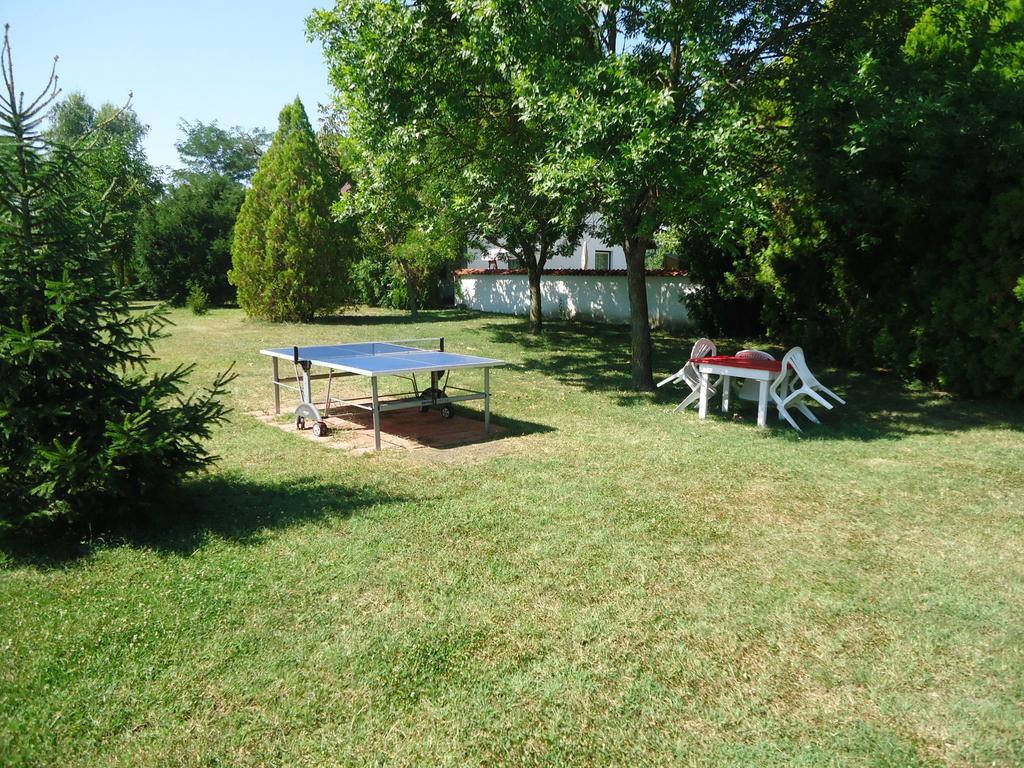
[229,98,348,321]
[186,283,211,315]
[133,172,245,306]
[0,35,235,534]
[351,254,399,307]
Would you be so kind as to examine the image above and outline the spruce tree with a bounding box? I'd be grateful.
[0,29,234,533]
[230,98,345,321]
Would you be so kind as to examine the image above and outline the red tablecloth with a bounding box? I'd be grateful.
[690,355,783,373]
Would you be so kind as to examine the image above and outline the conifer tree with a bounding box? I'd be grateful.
[0,28,234,533]
[230,98,345,321]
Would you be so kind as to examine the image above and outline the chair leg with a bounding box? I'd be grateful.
[804,387,834,410]
[817,384,845,405]
[795,401,820,424]
[657,370,684,388]
[778,404,802,432]
[673,388,701,413]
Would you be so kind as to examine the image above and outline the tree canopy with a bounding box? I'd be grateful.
[676,0,1024,396]
[311,0,590,331]
[174,120,271,183]
[134,171,246,306]
[309,0,1024,397]
[48,91,160,287]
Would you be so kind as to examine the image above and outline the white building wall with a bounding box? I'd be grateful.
[455,272,694,329]
[464,216,627,271]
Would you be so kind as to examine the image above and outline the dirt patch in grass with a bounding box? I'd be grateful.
[248,408,514,462]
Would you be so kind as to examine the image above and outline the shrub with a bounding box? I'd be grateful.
[350,254,398,307]
[134,172,245,306]
[0,32,235,534]
[186,283,211,315]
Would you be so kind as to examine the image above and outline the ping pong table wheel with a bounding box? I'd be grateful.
[312,420,329,438]
[440,404,456,420]
[419,387,441,413]
[295,415,305,431]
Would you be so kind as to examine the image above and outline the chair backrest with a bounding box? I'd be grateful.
[691,338,717,359]
[731,349,775,400]
[735,349,775,361]
[778,346,820,388]
[682,338,717,387]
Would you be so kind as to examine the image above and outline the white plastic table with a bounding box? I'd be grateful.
[691,356,784,428]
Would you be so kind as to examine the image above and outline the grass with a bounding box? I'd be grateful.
[2,306,1022,767]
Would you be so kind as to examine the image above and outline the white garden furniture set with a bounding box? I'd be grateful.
[657,339,845,431]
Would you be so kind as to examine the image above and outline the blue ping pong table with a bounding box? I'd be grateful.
[260,338,505,450]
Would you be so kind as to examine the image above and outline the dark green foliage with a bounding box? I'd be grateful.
[350,254,399,308]
[134,172,245,305]
[229,98,348,322]
[674,1,1024,397]
[0,31,235,533]
[781,1,1024,396]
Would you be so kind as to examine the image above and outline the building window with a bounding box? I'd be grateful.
[594,250,611,270]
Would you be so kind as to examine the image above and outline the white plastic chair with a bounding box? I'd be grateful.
[732,349,775,403]
[657,338,719,412]
[769,347,846,431]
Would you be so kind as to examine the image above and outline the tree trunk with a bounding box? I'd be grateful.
[399,259,418,317]
[524,239,548,335]
[526,265,542,333]
[624,236,655,391]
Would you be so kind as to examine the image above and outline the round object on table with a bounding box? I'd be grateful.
[440,404,456,420]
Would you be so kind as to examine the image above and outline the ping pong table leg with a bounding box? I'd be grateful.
[301,364,313,405]
[371,376,381,451]
[272,357,280,415]
[484,367,491,434]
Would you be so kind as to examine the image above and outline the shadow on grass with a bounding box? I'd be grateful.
[311,308,480,327]
[483,317,1024,441]
[1,474,404,569]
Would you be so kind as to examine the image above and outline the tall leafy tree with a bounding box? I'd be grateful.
[516,1,825,388]
[310,0,589,333]
[174,119,271,183]
[48,91,160,287]
[0,28,233,533]
[334,132,459,317]
[229,98,346,322]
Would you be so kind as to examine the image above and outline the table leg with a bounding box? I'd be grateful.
[757,380,768,427]
[698,372,709,419]
[722,374,731,413]
[484,367,491,434]
[371,376,381,451]
[301,364,313,405]
[272,357,280,415]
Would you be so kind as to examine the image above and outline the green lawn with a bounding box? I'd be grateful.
[2,307,1022,767]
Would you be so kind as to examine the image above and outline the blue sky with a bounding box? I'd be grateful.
[5,1,334,172]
